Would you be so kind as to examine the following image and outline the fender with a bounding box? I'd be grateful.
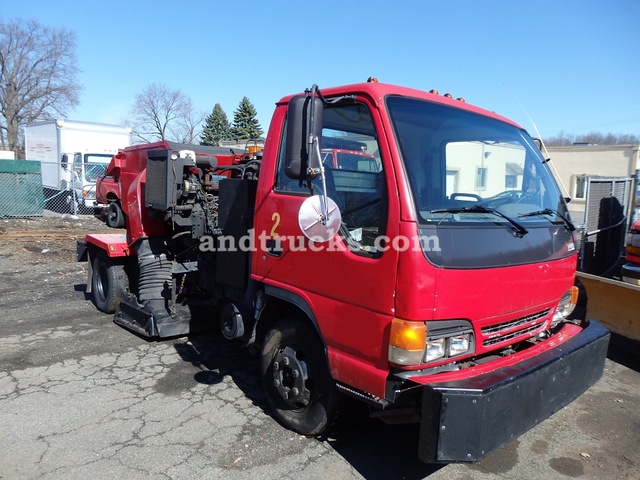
[260,284,323,341]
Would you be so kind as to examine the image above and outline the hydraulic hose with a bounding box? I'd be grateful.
[136,239,172,311]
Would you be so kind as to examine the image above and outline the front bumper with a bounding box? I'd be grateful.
[80,196,107,209]
[417,320,609,463]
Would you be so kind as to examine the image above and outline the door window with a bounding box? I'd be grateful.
[275,101,387,255]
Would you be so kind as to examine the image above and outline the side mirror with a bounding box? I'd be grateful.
[61,154,69,170]
[284,94,323,180]
[298,195,341,242]
[533,138,543,151]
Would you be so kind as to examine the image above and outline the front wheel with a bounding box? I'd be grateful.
[91,251,127,313]
[260,319,342,436]
[106,202,125,228]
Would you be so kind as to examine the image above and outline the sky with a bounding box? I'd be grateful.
[3,0,640,140]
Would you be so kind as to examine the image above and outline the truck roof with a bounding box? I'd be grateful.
[122,140,235,156]
[25,119,132,134]
[276,81,521,130]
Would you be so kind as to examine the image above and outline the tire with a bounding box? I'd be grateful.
[91,251,127,313]
[260,319,342,436]
[106,202,125,228]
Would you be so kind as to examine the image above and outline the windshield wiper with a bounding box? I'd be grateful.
[430,205,528,238]
[518,208,576,232]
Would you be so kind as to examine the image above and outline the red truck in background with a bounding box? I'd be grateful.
[95,141,250,228]
[622,219,640,285]
[78,80,609,463]
[321,147,379,172]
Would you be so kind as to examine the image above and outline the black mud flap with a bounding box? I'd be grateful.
[418,320,610,463]
[114,294,210,338]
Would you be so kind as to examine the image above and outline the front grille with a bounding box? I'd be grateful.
[481,309,551,347]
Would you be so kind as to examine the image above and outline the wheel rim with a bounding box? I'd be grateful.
[272,346,312,409]
[95,264,108,302]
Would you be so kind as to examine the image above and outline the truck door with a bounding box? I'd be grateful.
[253,98,400,389]
[71,153,83,191]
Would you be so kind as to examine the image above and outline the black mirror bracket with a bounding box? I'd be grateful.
[284,85,325,181]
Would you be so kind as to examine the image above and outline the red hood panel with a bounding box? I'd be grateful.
[432,255,577,324]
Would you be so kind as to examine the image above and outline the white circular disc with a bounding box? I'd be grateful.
[298,195,342,242]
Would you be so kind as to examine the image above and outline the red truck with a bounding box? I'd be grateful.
[622,219,640,285]
[78,80,609,463]
[95,141,239,228]
[321,147,379,172]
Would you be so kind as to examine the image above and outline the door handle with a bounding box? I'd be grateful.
[266,238,283,257]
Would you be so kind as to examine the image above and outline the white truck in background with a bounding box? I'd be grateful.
[24,119,132,213]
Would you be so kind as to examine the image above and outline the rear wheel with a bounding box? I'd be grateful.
[91,251,127,313]
[260,319,342,436]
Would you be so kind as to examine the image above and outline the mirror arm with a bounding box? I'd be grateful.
[315,139,330,226]
[305,84,331,226]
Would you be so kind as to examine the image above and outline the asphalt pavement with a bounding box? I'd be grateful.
[1,219,639,479]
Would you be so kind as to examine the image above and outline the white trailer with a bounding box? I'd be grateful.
[24,119,132,212]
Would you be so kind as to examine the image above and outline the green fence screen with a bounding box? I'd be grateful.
[0,160,45,217]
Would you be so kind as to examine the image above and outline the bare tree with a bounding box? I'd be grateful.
[176,100,205,144]
[545,131,640,146]
[129,83,203,144]
[0,18,81,156]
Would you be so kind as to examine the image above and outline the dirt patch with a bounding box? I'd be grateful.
[0,214,120,272]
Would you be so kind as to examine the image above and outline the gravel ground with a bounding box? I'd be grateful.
[0,213,639,480]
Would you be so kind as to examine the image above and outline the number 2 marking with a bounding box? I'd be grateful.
[270,212,281,237]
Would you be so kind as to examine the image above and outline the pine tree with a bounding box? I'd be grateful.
[230,97,263,140]
[200,104,230,146]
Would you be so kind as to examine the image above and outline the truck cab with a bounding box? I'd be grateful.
[67,152,114,210]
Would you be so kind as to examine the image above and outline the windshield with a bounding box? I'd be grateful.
[83,154,112,182]
[386,96,569,227]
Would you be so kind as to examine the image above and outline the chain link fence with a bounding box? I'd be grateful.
[0,159,107,218]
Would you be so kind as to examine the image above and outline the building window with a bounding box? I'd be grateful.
[475,167,488,190]
[575,175,587,199]
[505,175,518,189]
[505,162,523,190]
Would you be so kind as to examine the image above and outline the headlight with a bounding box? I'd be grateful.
[449,334,471,356]
[388,318,475,366]
[425,338,446,362]
[551,286,579,327]
[426,332,472,362]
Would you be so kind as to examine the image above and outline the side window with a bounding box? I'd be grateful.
[275,102,387,255]
[73,153,82,171]
[72,153,83,181]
